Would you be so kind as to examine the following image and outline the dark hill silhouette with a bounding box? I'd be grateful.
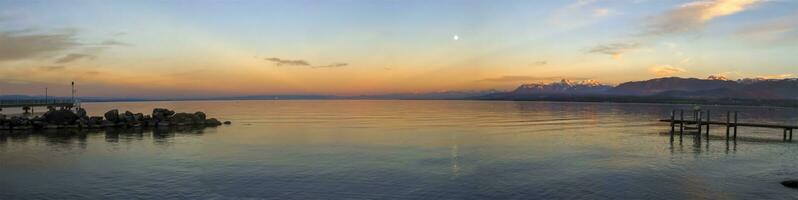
[479,77,798,106]
[610,77,740,96]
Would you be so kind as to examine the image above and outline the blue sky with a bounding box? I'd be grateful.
[0,0,796,97]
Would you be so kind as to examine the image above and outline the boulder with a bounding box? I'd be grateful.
[76,108,88,118]
[121,111,137,123]
[194,112,206,121]
[170,113,195,125]
[205,118,222,126]
[134,113,144,121]
[42,109,79,125]
[223,121,231,125]
[13,117,30,125]
[152,108,175,121]
[105,109,120,122]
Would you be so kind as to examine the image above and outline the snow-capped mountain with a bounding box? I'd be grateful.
[513,79,612,95]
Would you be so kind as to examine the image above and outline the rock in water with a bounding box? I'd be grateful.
[105,109,120,122]
[122,111,137,123]
[42,109,79,125]
[205,118,222,126]
[223,121,231,125]
[194,112,206,121]
[782,180,798,189]
[152,108,175,121]
[192,112,207,124]
[170,113,195,125]
[134,113,144,121]
[76,108,88,118]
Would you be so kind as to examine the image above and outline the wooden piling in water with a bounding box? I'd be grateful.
[734,111,738,140]
[781,128,787,142]
[706,110,710,137]
[679,110,684,137]
[670,110,675,139]
[697,110,702,138]
[726,111,731,141]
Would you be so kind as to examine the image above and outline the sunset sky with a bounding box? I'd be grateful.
[1,0,796,97]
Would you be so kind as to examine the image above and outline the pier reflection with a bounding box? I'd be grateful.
[0,126,213,147]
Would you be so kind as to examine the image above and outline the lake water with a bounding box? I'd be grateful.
[2,100,798,199]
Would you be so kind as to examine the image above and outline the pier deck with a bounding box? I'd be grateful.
[661,109,796,142]
[659,119,798,129]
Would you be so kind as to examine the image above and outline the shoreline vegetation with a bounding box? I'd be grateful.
[0,108,230,130]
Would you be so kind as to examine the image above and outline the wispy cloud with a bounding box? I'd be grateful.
[649,65,686,76]
[644,0,761,35]
[587,0,762,60]
[54,53,94,64]
[39,66,65,71]
[0,30,80,62]
[264,57,348,69]
[100,40,130,46]
[549,0,613,27]
[312,63,348,69]
[532,61,548,66]
[736,13,798,43]
[588,42,641,58]
[264,57,310,66]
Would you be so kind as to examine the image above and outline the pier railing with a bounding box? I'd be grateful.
[0,99,79,109]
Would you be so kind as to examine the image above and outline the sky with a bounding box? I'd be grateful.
[0,0,796,97]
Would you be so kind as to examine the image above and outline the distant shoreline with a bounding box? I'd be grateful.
[70,97,798,109]
[4,94,797,109]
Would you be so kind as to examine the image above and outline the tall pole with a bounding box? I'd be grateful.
[71,81,75,102]
[71,81,75,110]
[45,87,48,102]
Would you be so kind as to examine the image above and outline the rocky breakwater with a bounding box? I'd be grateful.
[0,108,230,130]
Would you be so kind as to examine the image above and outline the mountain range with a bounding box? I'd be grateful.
[481,76,798,106]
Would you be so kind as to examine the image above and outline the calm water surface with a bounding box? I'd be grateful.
[2,100,798,199]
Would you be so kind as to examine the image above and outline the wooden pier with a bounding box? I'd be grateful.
[660,109,796,141]
[0,99,80,113]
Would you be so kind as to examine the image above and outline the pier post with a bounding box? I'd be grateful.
[706,110,710,137]
[733,111,738,140]
[670,110,675,139]
[697,110,702,137]
[680,110,684,137]
[726,111,731,141]
[790,129,793,142]
[784,129,788,141]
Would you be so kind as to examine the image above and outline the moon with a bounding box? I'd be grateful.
[453,35,459,41]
